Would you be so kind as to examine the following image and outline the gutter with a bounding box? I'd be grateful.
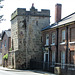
[41,21,75,32]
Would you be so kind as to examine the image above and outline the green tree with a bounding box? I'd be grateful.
[0,0,4,22]
[3,54,8,60]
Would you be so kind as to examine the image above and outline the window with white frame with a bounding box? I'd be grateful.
[61,51,65,69]
[52,32,55,44]
[46,34,49,46]
[70,28,75,42]
[62,30,65,42]
[52,51,55,65]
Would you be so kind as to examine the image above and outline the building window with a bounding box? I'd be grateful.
[62,30,65,42]
[5,40,6,47]
[36,21,38,26]
[52,51,55,65]
[61,51,65,69]
[70,51,74,64]
[22,19,26,29]
[52,32,55,44]
[46,34,49,46]
[70,28,75,42]
[12,39,14,50]
[1,42,2,49]
[41,36,43,42]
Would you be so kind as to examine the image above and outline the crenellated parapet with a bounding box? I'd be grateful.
[11,7,50,20]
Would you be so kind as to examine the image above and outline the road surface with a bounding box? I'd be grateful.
[0,69,56,75]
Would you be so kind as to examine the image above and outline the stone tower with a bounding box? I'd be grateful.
[8,4,50,69]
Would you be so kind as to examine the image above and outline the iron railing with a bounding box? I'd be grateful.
[30,60,75,72]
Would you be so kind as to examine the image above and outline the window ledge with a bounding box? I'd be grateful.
[44,44,49,46]
[51,43,55,46]
[69,41,75,44]
[60,42,66,45]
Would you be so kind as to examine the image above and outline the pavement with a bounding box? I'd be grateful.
[0,66,56,75]
[0,66,25,72]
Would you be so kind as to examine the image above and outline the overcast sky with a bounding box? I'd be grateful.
[0,0,75,33]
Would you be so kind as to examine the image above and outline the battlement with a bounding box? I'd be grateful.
[11,8,26,20]
[11,7,50,20]
[37,9,50,16]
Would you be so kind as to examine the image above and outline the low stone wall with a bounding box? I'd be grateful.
[61,69,75,75]
[54,63,75,75]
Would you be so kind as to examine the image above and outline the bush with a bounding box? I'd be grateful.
[10,48,12,51]
[3,54,8,60]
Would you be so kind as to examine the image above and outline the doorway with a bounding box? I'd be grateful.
[44,51,49,70]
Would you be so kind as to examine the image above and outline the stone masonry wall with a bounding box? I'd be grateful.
[26,16,50,68]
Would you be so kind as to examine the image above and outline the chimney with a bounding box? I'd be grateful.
[55,3,62,22]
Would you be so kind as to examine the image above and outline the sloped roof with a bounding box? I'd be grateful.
[5,31,11,37]
[42,12,75,31]
[0,34,1,40]
[1,30,11,40]
[0,34,1,38]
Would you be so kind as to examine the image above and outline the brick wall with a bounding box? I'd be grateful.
[2,34,9,57]
[42,22,75,64]
[2,33,11,67]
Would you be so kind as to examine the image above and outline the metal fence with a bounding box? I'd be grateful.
[54,63,75,75]
[30,60,43,70]
[30,60,75,74]
[55,63,75,70]
[30,60,54,72]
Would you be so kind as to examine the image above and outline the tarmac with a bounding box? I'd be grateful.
[0,66,56,75]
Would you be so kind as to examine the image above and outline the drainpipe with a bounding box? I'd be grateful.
[66,26,68,64]
[56,28,59,63]
[8,38,9,66]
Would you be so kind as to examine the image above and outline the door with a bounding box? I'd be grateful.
[45,54,48,62]
[44,52,49,70]
[44,53,49,62]
[61,51,65,69]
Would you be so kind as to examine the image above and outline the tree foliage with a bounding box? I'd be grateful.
[0,0,4,22]
[10,48,12,51]
[3,54,8,60]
